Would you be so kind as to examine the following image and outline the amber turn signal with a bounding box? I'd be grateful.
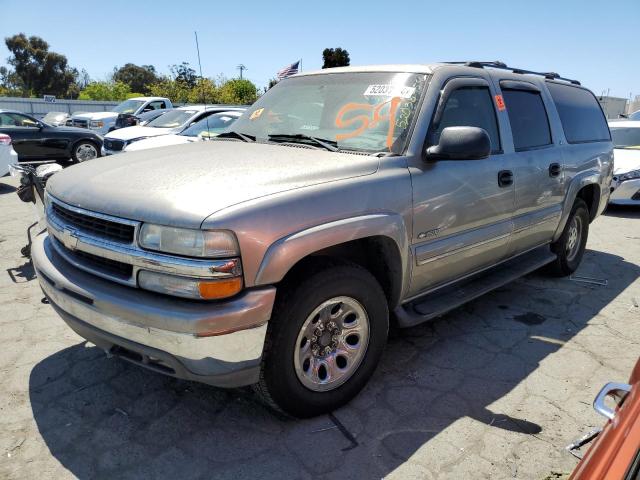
[198,277,243,300]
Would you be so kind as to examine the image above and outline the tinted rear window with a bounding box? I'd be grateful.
[546,82,610,143]
[502,89,552,151]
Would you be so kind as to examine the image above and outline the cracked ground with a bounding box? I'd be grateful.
[0,174,638,479]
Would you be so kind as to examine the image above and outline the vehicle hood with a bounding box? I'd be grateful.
[47,141,380,228]
[106,126,173,141]
[49,125,100,135]
[125,134,195,152]
[613,148,640,174]
[72,111,118,121]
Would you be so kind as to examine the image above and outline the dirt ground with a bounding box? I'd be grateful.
[0,174,638,479]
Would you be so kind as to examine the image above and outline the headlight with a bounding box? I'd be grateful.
[138,270,243,300]
[90,120,104,128]
[618,170,640,182]
[138,224,239,258]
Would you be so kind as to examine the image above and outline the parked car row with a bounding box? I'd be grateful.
[102,105,245,154]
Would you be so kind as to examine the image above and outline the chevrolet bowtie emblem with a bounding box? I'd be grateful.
[61,228,79,251]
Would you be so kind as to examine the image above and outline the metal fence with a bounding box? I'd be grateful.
[0,96,119,118]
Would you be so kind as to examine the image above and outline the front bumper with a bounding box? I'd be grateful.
[32,234,276,387]
[609,178,640,205]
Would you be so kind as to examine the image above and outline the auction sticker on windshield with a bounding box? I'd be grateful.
[364,84,415,98]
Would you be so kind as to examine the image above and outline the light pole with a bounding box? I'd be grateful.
[237,64,247,80]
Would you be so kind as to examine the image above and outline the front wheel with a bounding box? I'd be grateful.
[255,260,389,418]
[72,141,99,163]
[548,198,589,276]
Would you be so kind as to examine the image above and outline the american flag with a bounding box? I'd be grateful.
[277,60,300,80]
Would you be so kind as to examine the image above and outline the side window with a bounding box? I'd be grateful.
[149,101,165,110]
[546,82,610,143]
[430,86,501,153]
[502,89,552,151]
[1,113,38,128]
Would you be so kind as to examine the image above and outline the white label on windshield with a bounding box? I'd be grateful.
[364,84,415,98]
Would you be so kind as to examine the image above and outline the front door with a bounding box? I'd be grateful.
[408,76,515,297]
[0,112,43,160]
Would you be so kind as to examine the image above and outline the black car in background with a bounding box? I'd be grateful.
[0,109,102,163]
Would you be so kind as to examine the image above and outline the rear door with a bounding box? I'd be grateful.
[408,76,515,296]
[494,80,565,255]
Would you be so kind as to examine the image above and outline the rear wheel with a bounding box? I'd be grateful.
[72,141,99,163]
[548,198,589,276]
[255,260,389,418]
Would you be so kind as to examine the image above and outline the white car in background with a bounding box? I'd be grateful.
[0,133,18,177]
[68,97,173,135]
[609,121,640,205]
[124,110,244,152]
[102,105,245,155]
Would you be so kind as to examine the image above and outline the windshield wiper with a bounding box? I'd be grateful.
[268,133,339,152]
[216,130,256,142]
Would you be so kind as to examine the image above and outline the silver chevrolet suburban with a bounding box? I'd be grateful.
[32,61,613,417]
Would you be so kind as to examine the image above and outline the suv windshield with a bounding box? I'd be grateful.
[232,72,429,153]
[112,99,145,114]
[147,110,198,129]
[610,127,640,148]
[182,113,239,137]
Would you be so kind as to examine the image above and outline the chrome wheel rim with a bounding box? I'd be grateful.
[293,296,370,392]
[76,143,97,162]
[566,216,582,261]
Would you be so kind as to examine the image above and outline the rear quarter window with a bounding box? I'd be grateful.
[546,82,610,144]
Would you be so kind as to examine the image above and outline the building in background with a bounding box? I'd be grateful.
[598,95,628,119]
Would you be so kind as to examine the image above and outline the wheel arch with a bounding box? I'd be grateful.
[553,172,602,241]
[254,214,410,309]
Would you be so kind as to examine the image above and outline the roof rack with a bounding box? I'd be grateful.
[444,61,581,85]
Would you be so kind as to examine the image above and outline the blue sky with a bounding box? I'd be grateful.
[0,0,637,98]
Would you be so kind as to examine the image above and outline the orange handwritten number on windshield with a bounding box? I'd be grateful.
[335,97,402,149]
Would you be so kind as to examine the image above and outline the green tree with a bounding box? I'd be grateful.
[78,81,134,101]
[170,62,198,88]
[218,78,258,104]
[187,78,220,104]
[3,33,79,97]
[147,78,191,103]
[322,48,350,69]
[113,63,159,95]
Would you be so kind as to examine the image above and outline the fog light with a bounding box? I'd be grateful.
[138,270,242,300]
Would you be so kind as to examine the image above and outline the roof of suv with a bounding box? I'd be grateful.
[296,61,581,86]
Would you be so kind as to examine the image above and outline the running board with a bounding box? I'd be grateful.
[394,246,557,328]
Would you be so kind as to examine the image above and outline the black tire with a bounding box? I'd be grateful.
[255,259,389,418]
[548,198,589,276]
[71,140,100,163]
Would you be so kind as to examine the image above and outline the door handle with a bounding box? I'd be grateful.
[549,163,562,177]
[498,170,513,188]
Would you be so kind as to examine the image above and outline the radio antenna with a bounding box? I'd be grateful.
[194,31,211,140]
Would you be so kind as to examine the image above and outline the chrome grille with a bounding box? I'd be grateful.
[46,195,241,289]
[72,119,89,128]
[52,202,135,243]
[52,237,133,280]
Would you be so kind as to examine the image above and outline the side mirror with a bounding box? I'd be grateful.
[425,126,491,161]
